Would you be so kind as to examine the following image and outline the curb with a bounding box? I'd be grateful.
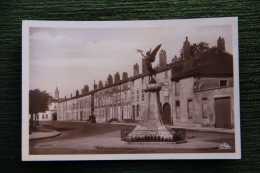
[59,121,234,134]
[29,131,61,140]
[94,140,222,151]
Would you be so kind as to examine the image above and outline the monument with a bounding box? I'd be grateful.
[122,44,185,142]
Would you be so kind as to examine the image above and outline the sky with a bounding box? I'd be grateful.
[29,23,233,98]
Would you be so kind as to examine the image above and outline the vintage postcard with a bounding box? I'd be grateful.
[22,17,240,160]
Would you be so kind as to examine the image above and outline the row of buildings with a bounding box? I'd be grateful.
[41,37,234,129]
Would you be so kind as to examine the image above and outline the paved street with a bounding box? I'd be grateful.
[29,121,235,155]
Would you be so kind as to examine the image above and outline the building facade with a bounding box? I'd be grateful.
[38,87,59,121]
[56,37,234,129]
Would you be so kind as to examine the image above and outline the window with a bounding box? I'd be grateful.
[175,81,180,96]
[132,89,135,101]
[42,114,44,119]
[124,92,127,102]
[114,107,117,117]
[128,90,131,101]
[220,80,228,87]
[141,104,145,117]
[118,106,120,118]
[141,89,145,101]
[202,98,208,118]
[188,100,193,119]
[113,94,116,104]
[121,92,124,102]
[176,101,180,119]
[118,93,120,103]
[124,106,127,118]
[128,105,130,118]
[137,89,139,101]
[136,105,140,117]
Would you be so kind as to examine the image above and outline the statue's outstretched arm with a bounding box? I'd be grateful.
[140,51,146,58]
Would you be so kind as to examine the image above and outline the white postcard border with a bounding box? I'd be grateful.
[22,17,240,161]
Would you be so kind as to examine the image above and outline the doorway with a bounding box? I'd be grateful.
[215,97,231,128]
[163,103,172,125]
[52,113,57,121]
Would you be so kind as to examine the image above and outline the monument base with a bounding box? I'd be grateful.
[125,83,176,142]
[121,128,186,142]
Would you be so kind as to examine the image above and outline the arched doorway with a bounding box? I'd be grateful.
[162,103,171,125]
[52,113,57,121]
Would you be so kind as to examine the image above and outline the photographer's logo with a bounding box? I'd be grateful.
[219,142,231,149]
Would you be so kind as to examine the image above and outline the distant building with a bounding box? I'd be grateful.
[38,87,59,121]
[58,91,92,121]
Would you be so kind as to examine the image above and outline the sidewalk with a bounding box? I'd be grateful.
[170,125,235,134]
[29,126,61,140]
[94,140,221,151]
[100,121,235,134]
[64,120,235,133]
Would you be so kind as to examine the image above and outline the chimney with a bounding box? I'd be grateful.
[217,37,226,51]
[134,63,139,76]
[94,80,97,90]
[183,37,191,60]
[142,58,148,74]
[159,49,167,67]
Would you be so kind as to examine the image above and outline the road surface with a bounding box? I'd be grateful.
[29,121,235,155]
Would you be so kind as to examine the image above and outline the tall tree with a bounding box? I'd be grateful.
[179,42,210,57]
[190,42,210,55]
[29,89,51,133]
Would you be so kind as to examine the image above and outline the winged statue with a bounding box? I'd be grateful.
[137,44,162,78]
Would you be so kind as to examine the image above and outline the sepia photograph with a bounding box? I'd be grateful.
[22,17,240,160]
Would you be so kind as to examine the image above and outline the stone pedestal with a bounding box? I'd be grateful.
[128,83,173,140]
